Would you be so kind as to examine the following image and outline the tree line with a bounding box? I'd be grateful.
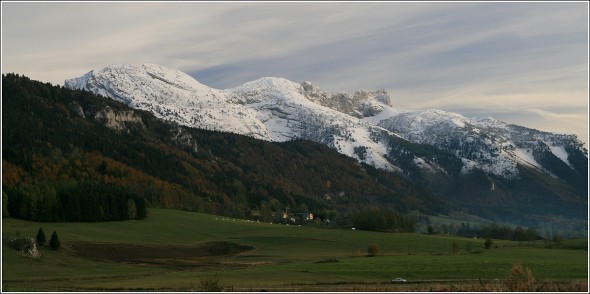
[353,206,416,232]
[456,222,539,241]
[5,181,146,222]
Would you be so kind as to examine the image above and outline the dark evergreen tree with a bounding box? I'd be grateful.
[36,227,46,246]
[49,230,60,250]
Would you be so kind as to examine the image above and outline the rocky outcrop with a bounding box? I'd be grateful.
[70,102,86,118]
[93,106,145,132]
[172,126,198,153]
[7,237,41,258]
[300,81,391,118]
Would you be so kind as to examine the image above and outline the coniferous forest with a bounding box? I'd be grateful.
[5,181,146,222]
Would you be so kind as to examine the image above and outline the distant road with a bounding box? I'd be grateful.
[227,279,506,292]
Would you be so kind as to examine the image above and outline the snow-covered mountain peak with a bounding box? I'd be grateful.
[64,63,221,106]
[140,63,212,90]
[64,63,587,182]
[242,76,300,88]
[412,109,473,129]
[376,107,586,178]
[63,64,405,171]
[472,116,509,128]
[229,77,303,100]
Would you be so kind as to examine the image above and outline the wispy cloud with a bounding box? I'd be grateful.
[520,109,587,144]
[2,2,587,144]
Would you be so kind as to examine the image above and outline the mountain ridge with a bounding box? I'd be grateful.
[3,72,587,235]
[65,63,587,183]
[2,73,443,228]
[61,65,588,231]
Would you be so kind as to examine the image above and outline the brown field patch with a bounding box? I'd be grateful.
[68,241,255,268]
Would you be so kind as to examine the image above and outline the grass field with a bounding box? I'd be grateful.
[2,208,588,291]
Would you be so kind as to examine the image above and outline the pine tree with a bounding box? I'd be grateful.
[49,231,60,250]
[36,227,47,246]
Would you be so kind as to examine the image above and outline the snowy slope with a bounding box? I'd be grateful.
[376,109,587,179]
[65,64,425,172]
[65,63,587,181]
[298,79,587,179]
[65,64,271,140]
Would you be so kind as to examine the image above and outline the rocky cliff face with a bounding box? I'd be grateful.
[300,81,391,118]
[69,101,145,133]
[93,106,145,133]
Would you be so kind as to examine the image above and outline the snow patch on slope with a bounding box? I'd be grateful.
[512,148,542,170]
[546,143,573,169]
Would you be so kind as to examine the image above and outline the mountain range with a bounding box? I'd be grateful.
[2,73,443,229]
[61,64,588,233]
[2,63,587,235]
[64,64,587,183]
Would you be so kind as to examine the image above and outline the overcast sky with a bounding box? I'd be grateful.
[2,2,588,145]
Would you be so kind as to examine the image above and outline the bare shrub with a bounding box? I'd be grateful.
[367,244,381,257]
[504,263,535,292]
[199,272,223,292]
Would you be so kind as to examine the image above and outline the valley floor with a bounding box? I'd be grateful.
[2,209,587,292]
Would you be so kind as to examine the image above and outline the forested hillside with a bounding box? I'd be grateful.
[2,73,438,229]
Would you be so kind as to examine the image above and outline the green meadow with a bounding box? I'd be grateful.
[2,209,587,291]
